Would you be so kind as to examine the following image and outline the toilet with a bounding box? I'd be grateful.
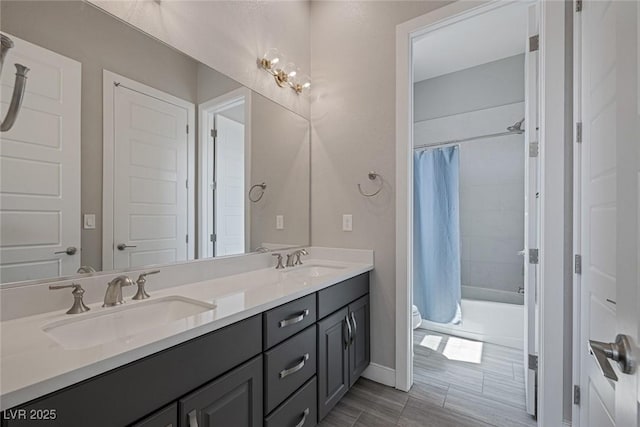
[412,305,422,330]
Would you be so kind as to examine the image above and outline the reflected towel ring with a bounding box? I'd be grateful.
[249,182,267,202]
[357,171,383,197]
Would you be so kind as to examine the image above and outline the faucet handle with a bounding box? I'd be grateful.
[272,253,285,269]
[294,248,309,266]
[133,270,160,300]
[49,283,90,314]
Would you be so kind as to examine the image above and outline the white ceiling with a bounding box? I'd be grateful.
[412,3,530,82]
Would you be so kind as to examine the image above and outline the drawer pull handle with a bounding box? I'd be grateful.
[344,315,352,349]
[295,408,310,427]
[280,353,309,378]
[279,309,310,328]
[350,312,357,344]
[188,410,198,427]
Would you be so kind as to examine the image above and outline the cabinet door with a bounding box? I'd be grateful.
[348,295,370,387]
[317,307,349,421]
[179,356,262,427]
[132,403,177,427]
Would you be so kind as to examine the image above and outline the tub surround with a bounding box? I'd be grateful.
[0,247,373,411]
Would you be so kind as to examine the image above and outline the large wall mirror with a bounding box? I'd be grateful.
[0,1,310,285]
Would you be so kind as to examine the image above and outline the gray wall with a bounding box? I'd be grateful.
[414,55,526,298]
[310,0,450,372]
[1,1,201,270]
[414,54,525,121]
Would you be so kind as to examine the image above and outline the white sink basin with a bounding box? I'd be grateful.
[288,264,347,278]
[42,296,216,350]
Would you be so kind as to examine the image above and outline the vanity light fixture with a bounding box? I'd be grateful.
[258,48,311,95]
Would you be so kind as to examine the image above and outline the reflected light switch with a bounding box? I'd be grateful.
[84,214,96,229]
[276,215,284,230]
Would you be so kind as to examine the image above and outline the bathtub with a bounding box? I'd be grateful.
[418,287,524,350]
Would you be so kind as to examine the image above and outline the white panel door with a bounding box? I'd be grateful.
[0,33,80,283]
[578,1,639,426]
[522,3,540,417]
[112,84,188,269]
[214,114,245,256]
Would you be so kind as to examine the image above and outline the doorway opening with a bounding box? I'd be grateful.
[408,2,538,424]
[198,88,251,258]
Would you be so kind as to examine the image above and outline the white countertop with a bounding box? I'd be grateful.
[0,258,373,410]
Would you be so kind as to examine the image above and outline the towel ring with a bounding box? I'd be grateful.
[357,171,383,197]
[249,182,267,202]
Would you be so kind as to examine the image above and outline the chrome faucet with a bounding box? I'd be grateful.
[103,275,134,307]
[133,270,160,300]
[293,249,309,266]
[286,253,296,268]
[272,253,285,269]
[49,283,90,314]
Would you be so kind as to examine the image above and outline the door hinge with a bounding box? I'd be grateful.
[186,234,189,244]
[576,122,582,143]
[575,254,582,274]
[574,385,581,405]
[185,179,188,189]
[211,129,217,140]
[529,142,539,157]
[529,35,539,52]
[575,0,582,12]
[186,124,189,134]
[529,248,539,265]
[210,181,217,190]
[528,354,538,371]
[210,233,216,243]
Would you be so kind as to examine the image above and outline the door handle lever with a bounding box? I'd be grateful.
[54,246,77,255]
[589,334,636,382]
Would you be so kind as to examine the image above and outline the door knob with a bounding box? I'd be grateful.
[54,246,77,255]
[589,334,636,382]
[117,243,137,251]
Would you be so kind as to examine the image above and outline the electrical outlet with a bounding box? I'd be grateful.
[84,214,96,230]
[342,214,353,232]
[276,215,284,230]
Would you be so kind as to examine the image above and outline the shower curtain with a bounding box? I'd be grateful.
[413,146,461,324]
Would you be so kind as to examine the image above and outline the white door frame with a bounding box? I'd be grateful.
[197,87,252,258]
[395,1,568,425]
[102,70,196,271]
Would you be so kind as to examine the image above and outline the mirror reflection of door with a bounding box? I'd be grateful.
[0,33,81,283]
[214,113,245,257]
[200,89,249,258]
[105,71,193,270]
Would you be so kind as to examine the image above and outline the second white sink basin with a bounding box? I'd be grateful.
[42,296,216,350]
[288,264,347,278]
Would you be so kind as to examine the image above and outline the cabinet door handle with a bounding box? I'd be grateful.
[295,408,310,427]
[187,410,198,427]
[344,315,352,349]
[350,312,357,344]
[279,309,309,328]
[279,353,309,378]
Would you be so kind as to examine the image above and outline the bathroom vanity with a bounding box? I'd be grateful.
[0,251,372,427]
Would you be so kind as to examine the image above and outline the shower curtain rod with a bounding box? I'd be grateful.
[414,118,525,150]
[414,129,523,150]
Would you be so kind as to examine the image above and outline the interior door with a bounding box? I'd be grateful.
[214,114,245,256]
[0,32,81,283]
[522,3,540,416]
[113,84,189,269]
[578,1,639,426]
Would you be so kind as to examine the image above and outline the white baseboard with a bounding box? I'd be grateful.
[361,363,396,387]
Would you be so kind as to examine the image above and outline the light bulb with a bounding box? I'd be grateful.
[262,48,281,70]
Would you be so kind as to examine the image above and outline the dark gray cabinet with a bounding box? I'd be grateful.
[317,307,350,420]
[132,404,177,427]
[317,275,370,422]
[348,295,370,387]
[179,356,262,427]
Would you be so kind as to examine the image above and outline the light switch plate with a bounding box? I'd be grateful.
[276,215,284,230]
[84,214,96,230]
[342,214,353,232]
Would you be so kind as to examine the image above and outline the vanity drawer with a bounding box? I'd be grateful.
[264,325,317,414]
[317,272,369,319]
[264,377,317,427]
[263,293,316,350]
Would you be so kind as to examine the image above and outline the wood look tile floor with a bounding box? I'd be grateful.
[319,329,537,427]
